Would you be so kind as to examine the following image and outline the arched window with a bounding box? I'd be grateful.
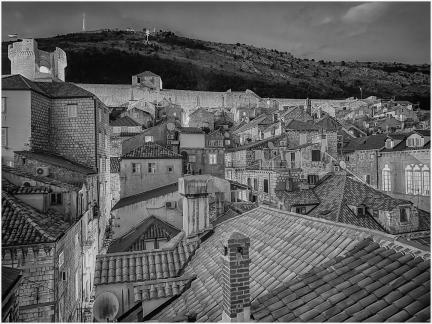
[423,165,430,196]
[405,165,413,194]
[382,164,391,192]
[413,165,422,195]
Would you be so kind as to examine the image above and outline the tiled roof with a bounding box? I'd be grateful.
[2,75,97,99]
[280,106,313,122]
[112,182,178,211]
[110,157,120,173]
[151,206,427,322]
[190,107,213,117]
[306,173,412,233]
[14,151,96,175]
[230,201,259,213]
[278,189,320,206]
[314,115,342,131]
[34,81,95,98]
[284,119,320,131]
[343,134,388,152]
[94,233,200,285]
[233,114,272,134]
[107,216,181,253]
[110,116,141,127]
[381,130,431,153]
[179,127,205,134]
[226,134,288,152]
[122,143,182,159]
[133,275,195,302]
[251,238,430,322]
[2,165,80,191]
[135,71,160,78]
[2,191,70,247]
[3,176,50,195]
[2,74,46,94]
[118,132,143,137]
[2,267,22,299]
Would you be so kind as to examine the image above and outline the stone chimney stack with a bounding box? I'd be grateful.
[220,232,251,322]
[178,176,212,237]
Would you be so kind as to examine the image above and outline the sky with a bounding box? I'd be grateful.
[2,1,430,64]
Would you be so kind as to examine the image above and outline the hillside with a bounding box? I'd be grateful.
[2,30,430,108]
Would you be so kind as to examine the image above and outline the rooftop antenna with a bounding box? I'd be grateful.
[145,29,150,44]
[82,13,86,32]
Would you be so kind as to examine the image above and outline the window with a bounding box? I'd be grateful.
[2,97,6,114]
[254,179,258,191]
[291,152,295,161]
[148,163,156,173]
[128,126,136,133]
[51,193,62,205]
[295,206,306,214]
[406,165,413,194]
[60,271,67,281]
[345,155,349,162]
[423,166,430,196]
[357,207,365,216]
[413,165,422,195]
[209,153,217,165]
[113,126,121,133]
[263,179,269,193]
[99,108,102,123]
[188,155,196,163]
[154,239,159,249]
[67,104,78,118]
[225,139,231,146]
[167,165,174,173]
[308,175,319,185]
[58,251,64,268]
[364,174,371,185]
[2,127,7,147]
[145,135,154,143]
[106,157,109,172]
[400,208,409,223]
[132,163,141,174]
[311,150,321,162]
[382,164,391,192]
[385,139,393,149]
[75,272,79,300]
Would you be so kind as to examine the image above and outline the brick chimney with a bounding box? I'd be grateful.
[220,232,251,322]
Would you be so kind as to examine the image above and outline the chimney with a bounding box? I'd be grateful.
[220,232,251,322]
[178,176,212,237]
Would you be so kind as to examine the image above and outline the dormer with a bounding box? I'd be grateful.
[406,133,426,148]
[385,138,394,149]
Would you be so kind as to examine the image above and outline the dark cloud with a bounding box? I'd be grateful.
[2,1,430,64]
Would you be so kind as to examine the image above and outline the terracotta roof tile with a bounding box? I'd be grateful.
[149,206,429,322]
[14,151,96,175]
[95,233,199,286]
[2,191,70,246]
[122,142,182,159]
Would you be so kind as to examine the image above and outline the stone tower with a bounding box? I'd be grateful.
[8,39,67,82]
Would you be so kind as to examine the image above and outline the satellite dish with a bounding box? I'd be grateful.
[93,292,119,322]
[268,142,275,149]
[167,122,175,131]
[339,161,346,169]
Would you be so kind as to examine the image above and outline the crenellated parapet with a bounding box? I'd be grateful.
[8,39,67,82]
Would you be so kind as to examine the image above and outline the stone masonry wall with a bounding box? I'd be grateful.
[30,92,51,152]
[2,245,56,322]
[54,219,83,322]
[345,149,380,188]
[50,97,96,169]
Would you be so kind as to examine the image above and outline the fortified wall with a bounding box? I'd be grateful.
[8,39,67,82]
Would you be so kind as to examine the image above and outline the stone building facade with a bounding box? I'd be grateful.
[379,131,430,212]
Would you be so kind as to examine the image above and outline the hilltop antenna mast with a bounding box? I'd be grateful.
[82,13,86,32]
[145,29,150,44]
